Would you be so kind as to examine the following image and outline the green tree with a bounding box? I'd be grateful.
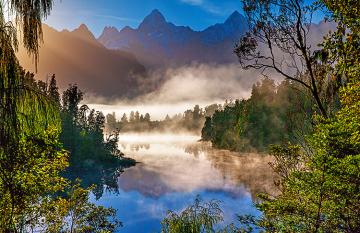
[245,1,360,231]
[234,0,336,117]
[62,84,84,123]
[255,83,360,232]
[201,117,212,141]
[0,1,69,230]
[0,128,68,231]
[48,74,61,106]
[320,0,360,85]
[161,197,223,233]
[201,79,311,152]
[59,84,135,199]
[0,1,124,231]
[42,182,122,233]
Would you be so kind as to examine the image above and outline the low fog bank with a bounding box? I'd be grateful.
[89,101,212,121]
[86,63,278,120]
[117,132,200,144]
[138,63,262,103]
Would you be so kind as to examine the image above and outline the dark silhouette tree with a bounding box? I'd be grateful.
[201,117,212,141]
[144,113,151,122]
[121,113,128,123]
[129,111,135,122]
[135,111,140,122]
[106,112,117,129]
[48,74,61,106]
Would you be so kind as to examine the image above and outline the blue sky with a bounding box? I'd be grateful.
[45,0,244,37]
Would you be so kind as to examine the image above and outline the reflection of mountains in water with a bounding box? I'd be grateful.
[116,141,277,200]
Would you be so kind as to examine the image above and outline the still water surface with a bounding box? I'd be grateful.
[92,133,276,233]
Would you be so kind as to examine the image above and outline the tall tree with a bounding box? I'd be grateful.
[235,0,334,117]
[48,74,61,106]
[121,113,128,123]
[246,0,360,231]
[129,111,135,122]
[0,0,68,231]
[135,111,140,122]
[144,113,151,122]
[62,84,83,123]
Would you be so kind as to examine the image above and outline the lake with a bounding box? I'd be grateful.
[92,133,276,233]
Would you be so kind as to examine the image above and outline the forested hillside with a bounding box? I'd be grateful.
[202,78,314,152]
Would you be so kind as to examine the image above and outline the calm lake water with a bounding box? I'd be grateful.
[92,133,276,233]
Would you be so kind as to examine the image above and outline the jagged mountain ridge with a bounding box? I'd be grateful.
[98,9,248,68]
[16,11,337,100]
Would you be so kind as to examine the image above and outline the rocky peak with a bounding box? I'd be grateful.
[225,11,245,25]
[72,24,96,41]
[138,9,168,32]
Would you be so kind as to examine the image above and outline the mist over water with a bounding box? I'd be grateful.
[92,132,276,233]
[86,64,278,232]
[88,101,217,121]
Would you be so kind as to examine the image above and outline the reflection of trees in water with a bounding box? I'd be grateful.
[115,142,276,199]
[184,142,278,199]
[131,144,151,152]
[63,157,135,199]
[121,143,151,151]
[65,140,277,201]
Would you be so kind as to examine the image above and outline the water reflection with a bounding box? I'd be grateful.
[184,143,278,199]
[63,151,135,199]
[121,143,151,152]
[90,133,277,233]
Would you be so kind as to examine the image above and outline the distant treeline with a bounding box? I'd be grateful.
[105,104,223,134]
[201,78,314,152]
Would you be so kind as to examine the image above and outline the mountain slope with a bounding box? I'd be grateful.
[98,10,248,68]
[17,24,147,98]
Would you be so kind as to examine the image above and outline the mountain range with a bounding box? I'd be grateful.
[17,9,335,99]
[98,9,248,68]
[17,24,147,98]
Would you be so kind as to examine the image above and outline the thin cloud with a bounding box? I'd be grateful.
[180,0,228,15]
[181,0,204,5]
[92,14,139,23]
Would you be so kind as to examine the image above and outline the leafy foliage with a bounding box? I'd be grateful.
[234,0,343,117]
[40,182,122,233]
[253,83,360,232]
[0,1,125,230]
[202,78,313,152]
[232,0,360,232]
[58,83,136,198]
[0,128,68,231]
[0,3,66,226]
[161,197,223,233]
